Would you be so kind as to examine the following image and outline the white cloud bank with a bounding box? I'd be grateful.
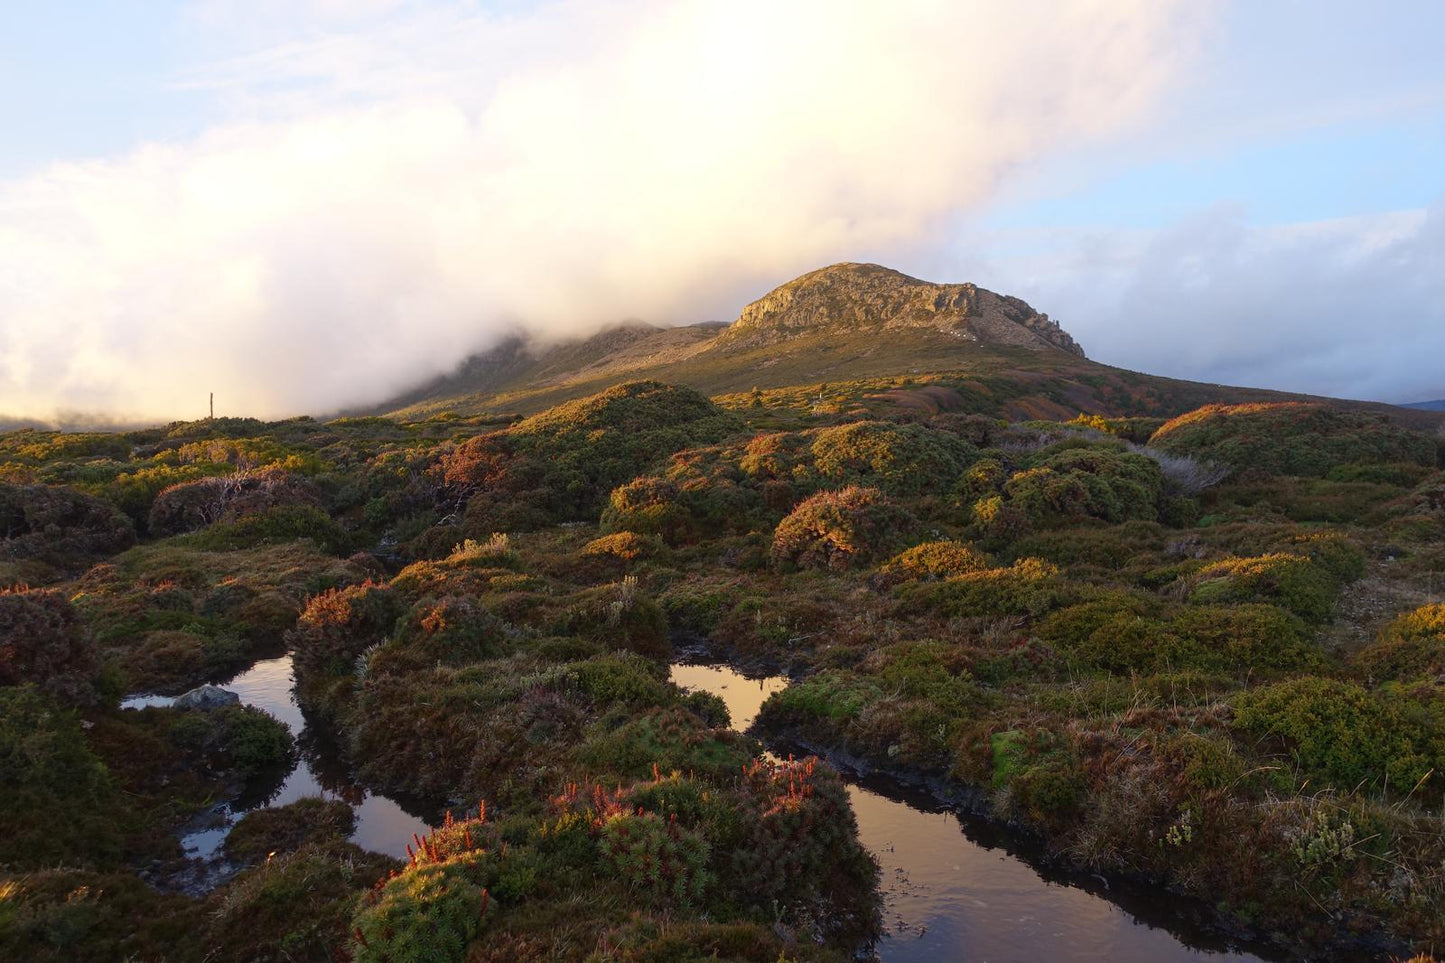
[0,0,1197,422]
[954,201,1445,404]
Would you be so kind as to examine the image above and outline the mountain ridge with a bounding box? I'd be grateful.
[361,262,1443,432]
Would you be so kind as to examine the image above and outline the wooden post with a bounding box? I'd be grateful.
[209,393,214,420]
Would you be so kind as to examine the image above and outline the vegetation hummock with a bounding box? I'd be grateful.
[1,376,1442,961]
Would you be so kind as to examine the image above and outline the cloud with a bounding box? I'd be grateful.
[0,0,1196,422]
[954,200,1445,404]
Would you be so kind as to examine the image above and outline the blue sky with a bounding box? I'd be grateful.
[1,1,1442,419]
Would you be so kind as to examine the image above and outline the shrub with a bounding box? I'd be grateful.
[580,531,664,562]
[1233,677,1439,792]
[1355,603,1445,682]
[0,687,125,868]
[879,540,990,580]
[381,596,509,669]
[1169,604,1318,672]
[599,476,693,543]
[288,581,402,680]
[148,469,320,537]
[210,841,396,962]
[1149,403,1436,479]
[559,579,670,659]
[224,798,357,863]
[0,483,135,577]
[806,420,976,494]
[1002,445,1165,527]
[901,557,1064,619]
[168,704,294,776]
[771,486,917,571]
[1189,553,1340,622]
[437,381,740,534]
[0,588,100,705]
[599,811,711,907]
[352,857,490,962]
[177,504,350,554]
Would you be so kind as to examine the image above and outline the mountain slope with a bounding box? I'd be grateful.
[373,263,1443,431]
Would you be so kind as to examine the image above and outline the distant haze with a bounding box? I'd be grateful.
[1,1,1441,423]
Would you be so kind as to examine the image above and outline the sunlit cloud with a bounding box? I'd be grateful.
[0,0,1198,422]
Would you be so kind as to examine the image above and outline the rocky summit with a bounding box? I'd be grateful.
[717,262,1085,356]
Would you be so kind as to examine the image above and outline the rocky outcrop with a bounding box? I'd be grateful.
[717,262,1085,357]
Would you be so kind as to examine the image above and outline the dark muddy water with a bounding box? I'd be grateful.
[669,662,1278,963]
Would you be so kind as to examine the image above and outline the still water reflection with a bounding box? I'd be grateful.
[122,655,433,861]
[670,661,1276,963]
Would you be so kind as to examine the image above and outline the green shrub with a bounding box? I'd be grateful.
[1355,603,1445,682]
[1150,403,1435,479]
[580,530,664,562]
[599,476,694,543]
[0,483,135,578]
[1233,677,1439,792]
[901,557,1064,619]
[806,420,976,494]
[210,841,395,962]
[288,581,402,680]
[599,811,711,907]
[0,688,125,869]
[771,486,916,571]
[879,540,989,580]
[224,798,357,863]
[558,579,670,659]
[1002,445,1165,527]
[352,856,490,963]
[1190,553,1341,622]
[148,469,320,538]
[168,705,294,776]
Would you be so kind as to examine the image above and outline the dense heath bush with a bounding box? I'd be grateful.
[0,482,136,578]
[771,486,917,571]
[0,687,125,868]
[1189,552,1344,623]
[1355,603,1445,683]
[147,468,320,538]
[805,420,977,494]
[0,587,101,705]
[435,381,740,538]
[879,540,990,580]
[288,581,403,682]
[1149,403,1435,479]
[1233,677,1441,793]
[1001,444,1166,528]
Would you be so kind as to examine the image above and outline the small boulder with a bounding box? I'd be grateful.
[173,684,241,710]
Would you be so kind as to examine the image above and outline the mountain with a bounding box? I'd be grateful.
[714,263,1083,355]
[373,263,1444,430]
[1403,399,1445,411]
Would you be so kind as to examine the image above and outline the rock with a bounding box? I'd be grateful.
[174,684,241,710]
[717,262,1086,357]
